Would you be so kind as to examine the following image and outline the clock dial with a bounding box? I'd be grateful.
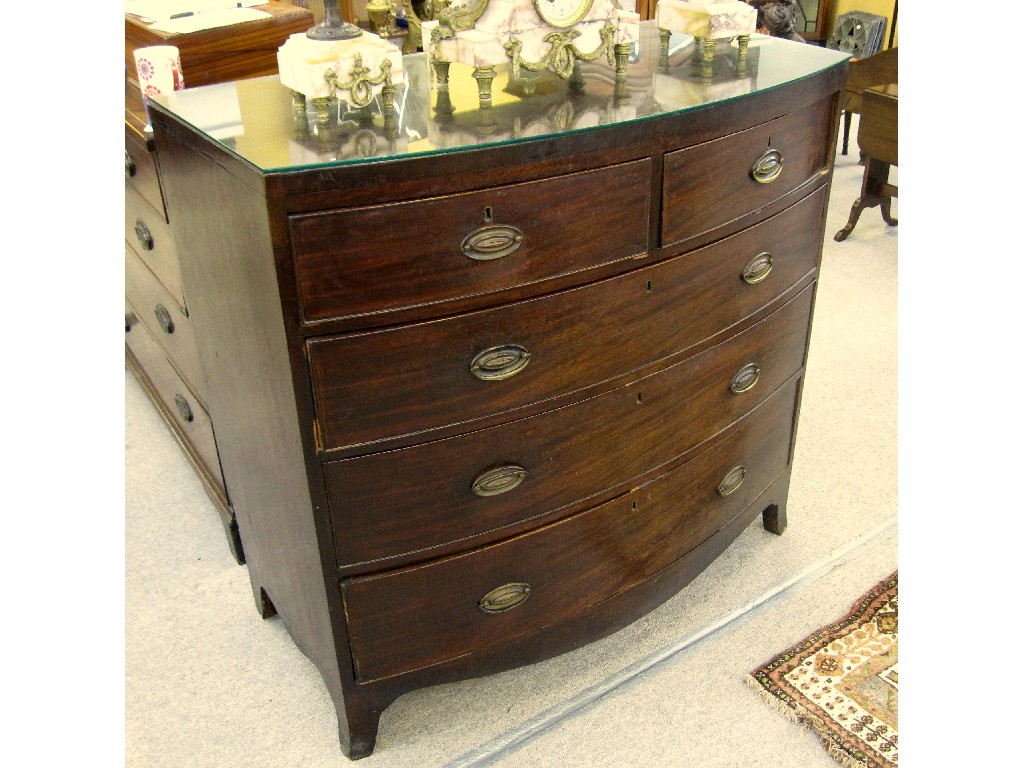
[532,0,595,28]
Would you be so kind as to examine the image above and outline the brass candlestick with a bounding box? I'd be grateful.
[307,0,362,40]
[366,0,396,37]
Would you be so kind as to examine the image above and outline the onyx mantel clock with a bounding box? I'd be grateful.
[422,0,641,106]
[535,0,595,27]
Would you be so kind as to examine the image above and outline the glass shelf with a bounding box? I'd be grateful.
[150,21,848,174]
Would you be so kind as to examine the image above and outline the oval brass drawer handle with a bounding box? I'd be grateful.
[461,224,524,261]
[470,344,531,381]
[472,464,527,497]
[479,582,532,613]
[729,363,760,394]
[135,219,154,251]
[174,394,194,423]
[751,148,784,184]
[717,466,747,497]
[741,252,773,284]
[154,304,175,334]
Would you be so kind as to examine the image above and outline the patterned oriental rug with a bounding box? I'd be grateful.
[747,572,898,767]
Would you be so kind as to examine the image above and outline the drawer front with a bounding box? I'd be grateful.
[290,159,652,325]
[126,301,222,489]
[309,185,827,451]
[325,285,812,567]
[661,97,833,248]
[125,249,206,405]
[126,184,184,305]
[341,374,801,683]
[124,125,165,218]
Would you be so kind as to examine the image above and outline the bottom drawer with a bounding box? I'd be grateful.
[126,300,224,495]
[341,374,802,683]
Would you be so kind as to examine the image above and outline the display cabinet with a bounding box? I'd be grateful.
[795,0,833,43]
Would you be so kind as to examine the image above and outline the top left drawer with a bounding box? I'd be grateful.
[288,159,652,327]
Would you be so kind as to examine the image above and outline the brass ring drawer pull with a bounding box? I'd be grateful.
[135,219,154,251]
[741,252,773,284]
[174,394,194,423]
[751,148,784,184]
[470,344,531,381]
[729,363,760,394]
[461,224,524,261]
[472,464,527,497]
[479,582,531,613]
[125,150,136,179]
[154,304,175,334]
[717,466,747,497]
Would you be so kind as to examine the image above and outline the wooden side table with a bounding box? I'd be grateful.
[838,46,897,156]
[835,83,897,242]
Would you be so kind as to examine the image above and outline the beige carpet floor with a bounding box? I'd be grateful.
[125,115,897,767]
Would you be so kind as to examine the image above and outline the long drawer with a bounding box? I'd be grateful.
[126,300,222,493]
[661,96,833,249]
[289,159,652,325]
[325,284,812,567]
[126,248,206,406]
[308,185,827,451]
[126,184,184,306]
[341,373,802,683]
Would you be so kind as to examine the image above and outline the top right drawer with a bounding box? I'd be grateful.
[661,97,833,249]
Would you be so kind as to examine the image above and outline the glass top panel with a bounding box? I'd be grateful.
[150,22,847,174]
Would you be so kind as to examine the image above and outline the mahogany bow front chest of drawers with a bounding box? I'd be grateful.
[147,29,848,759]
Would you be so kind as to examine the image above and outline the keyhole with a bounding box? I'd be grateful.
[631,500,639,512]
[646,280,653,293]
[636,392,643,405]
[484,206,494,222]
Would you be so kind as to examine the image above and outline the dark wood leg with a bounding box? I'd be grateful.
[757,471,790,535]
[248,578,387,758]
[762,502,787,535]
[842,110,852,155]
[224,513,246,564]
[336,691,387,760]
[253,585,278,619]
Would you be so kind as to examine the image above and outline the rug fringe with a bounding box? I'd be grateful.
[824,738,870,768]
[744,675,812,734]
[745,675,869,768]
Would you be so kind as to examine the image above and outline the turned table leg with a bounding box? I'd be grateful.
[880,197,898,226]
[835,157,897,242]
[834,196,871,242]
